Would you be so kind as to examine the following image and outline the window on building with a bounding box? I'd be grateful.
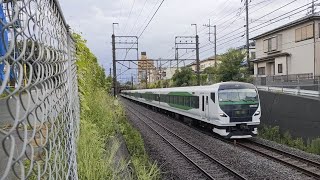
[278,64,283,73]
[296,24,314,42]
[258,67,265,75]
[263,36,278,53]
[295,28,302,41]
[251,52,256,59]
[307,24,313,39]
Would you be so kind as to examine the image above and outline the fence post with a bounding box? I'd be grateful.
[66,28,78,180]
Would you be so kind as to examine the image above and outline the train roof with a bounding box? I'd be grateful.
[123,82,256,93]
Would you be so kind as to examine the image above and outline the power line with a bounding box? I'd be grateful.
[121,0,165,63]
[129,0,149,34]
[122,0,137,34]
[216,1,313,44]
[138,0,165,38]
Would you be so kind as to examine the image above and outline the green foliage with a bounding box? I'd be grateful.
[215,49,248,82]
[200,74,208,85]
[308,138,320,154]
[74,33,159,179]
[172,67,193,87]
[118,114,160,179]
[259,125,320,155]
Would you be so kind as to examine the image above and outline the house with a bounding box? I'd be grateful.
[237,41,256,63]
[162,67,178,80]
[186,55,221,72]
[251,15,320,79]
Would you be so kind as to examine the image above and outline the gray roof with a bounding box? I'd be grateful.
[251,15,320,40]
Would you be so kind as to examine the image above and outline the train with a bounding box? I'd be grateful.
[121,82,261,139]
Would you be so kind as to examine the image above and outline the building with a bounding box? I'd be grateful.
[138,52,158,86]
[251,15,320,80]
[162,67,178,80]
[186,55,221,72]
[237,41,256,63]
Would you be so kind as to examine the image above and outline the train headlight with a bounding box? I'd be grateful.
[254,111,260,116]
[219,113,227,117]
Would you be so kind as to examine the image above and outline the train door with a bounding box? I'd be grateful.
[205,95,209,119]
[200,95,208,120]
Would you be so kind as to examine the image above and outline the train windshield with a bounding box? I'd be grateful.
[218,89,258,104]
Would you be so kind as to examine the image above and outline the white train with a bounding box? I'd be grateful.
[121,82,261,139]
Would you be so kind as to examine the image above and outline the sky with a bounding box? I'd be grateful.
[59,0,315,83]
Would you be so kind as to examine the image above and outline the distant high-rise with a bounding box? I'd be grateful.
[138,52,158,87]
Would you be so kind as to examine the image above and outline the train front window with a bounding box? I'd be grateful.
[218,89,258,104]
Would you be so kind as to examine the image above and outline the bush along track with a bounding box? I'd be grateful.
[74,33,160,180]
[259,125,320,155]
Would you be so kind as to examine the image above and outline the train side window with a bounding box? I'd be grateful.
[191,97,194,108]
[206,96,208,104]
[210,93,215,103]
[191,96,199,108]
[185,96,190,107]
[196,97,199,108]
[179,96,183,105]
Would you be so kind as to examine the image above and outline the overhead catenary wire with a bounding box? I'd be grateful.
[121,0,165,62]
[129,0,149,35]
[138,0,165,38]
[122,0,137,34]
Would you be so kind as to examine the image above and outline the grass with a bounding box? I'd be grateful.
[74,32,160,179]
[77,89,160,180]
[259,125,320,155]
[117,110,160,179]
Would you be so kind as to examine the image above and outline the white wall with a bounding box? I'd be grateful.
[164,68,178,80]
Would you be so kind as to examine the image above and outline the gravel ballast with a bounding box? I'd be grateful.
[122,98,316,180]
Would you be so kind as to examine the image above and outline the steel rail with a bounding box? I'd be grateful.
[125,101,246,180]
[235,140,320,180]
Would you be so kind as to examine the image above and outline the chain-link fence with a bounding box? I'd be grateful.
[0,0,79,179]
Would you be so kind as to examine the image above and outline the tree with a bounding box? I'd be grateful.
[216,48,249,82]
[203,66,218,84]
[172,67,193,87]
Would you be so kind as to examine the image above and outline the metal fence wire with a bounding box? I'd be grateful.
[0,0,80,179]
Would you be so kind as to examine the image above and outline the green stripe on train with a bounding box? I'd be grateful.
[168,103,193,110]
[219,101,259,105]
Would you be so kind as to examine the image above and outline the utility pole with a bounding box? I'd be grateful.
[112,23,118,97]
[196,35,200,86]
[312,0,315,14]
[204,19,217,67]
[245,0,250,66]
[214,25,217,67]
[192,24,200,86]
[131,75,134,89]
[112,34,117,96]
[145,67,148,89]
[109,67,112,77]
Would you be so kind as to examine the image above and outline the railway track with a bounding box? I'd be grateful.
[233,140,320,180]
[125,103,246,180]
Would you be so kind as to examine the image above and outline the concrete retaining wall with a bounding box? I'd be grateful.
[259,90,320,141]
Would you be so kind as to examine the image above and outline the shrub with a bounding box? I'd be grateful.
[258,125,320,155]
